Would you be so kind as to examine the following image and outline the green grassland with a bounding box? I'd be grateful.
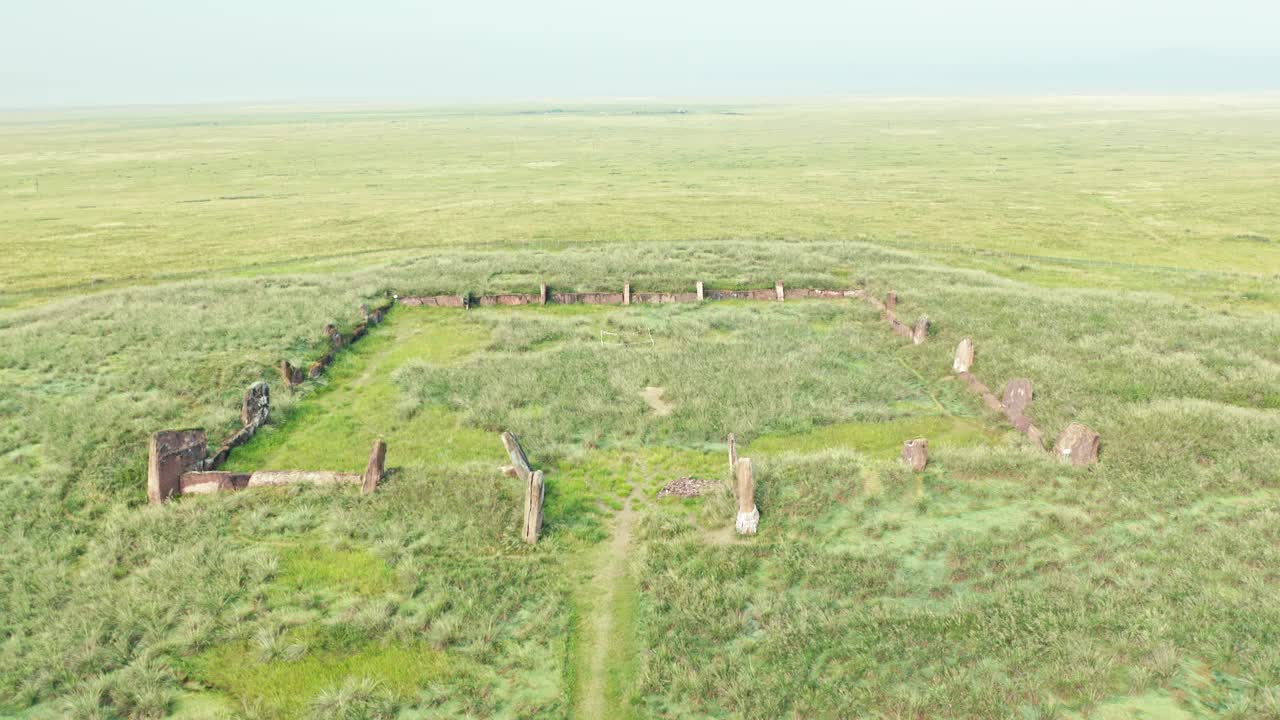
[1,98,1277,310]
[0,100,1278,719]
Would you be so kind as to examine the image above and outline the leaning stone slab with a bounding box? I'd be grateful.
[148,429,207,504]
[1054,423,1101,466]
[362,439,386,494]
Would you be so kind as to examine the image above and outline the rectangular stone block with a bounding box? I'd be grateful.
[148,429,207,504]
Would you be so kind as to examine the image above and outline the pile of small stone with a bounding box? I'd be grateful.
[657,477,718,498]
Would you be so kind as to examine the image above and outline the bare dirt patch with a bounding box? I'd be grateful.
[656,477,719,498]
[640,386,673,416]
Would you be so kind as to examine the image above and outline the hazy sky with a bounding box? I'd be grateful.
[4,0,1279,106]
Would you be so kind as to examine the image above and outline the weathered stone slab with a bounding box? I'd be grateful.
[246,471,362,487]
[727,433,737,475]
[180,471,250,494]
[911,315,930,345]
[241,382,270,428]
[631,292,699,304]
[362,439,386,494]
[734,457,758,535]
[1003,379,1034,419]
[501,431,532,482]
[522,470,545,544]
[324,324,343,350]
[279,360,304,387]
[901,438,928,472]
[308,353,333,379]
[953,338,975,373]
[1054,423,1100,466]
[148,429,207,504]
[551,292,626,305]
[623,282,631,305]
[889,318,915,340]
[539,283,548,305]
[696,281,704,301]
[399,295,466,308]
[473,294,539,306]
[957,371,1004,412]
[707,289,777,301]
[775,281,785,301]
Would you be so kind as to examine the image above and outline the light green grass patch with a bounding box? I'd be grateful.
[748,414,1000,460]
[226,308,495,472]
[188,641,447,720]
[271,543,398,598]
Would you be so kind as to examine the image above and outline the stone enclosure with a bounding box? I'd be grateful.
[146,279,1101,546]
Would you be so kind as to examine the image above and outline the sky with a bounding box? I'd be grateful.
[3,0,1280,107]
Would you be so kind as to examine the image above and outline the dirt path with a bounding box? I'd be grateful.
[573,488,641,719]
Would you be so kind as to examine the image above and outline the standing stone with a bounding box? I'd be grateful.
[500,431,532,482]
[240,382,270,428]
[148,429,207,504]
[522,470,546,544]
[1003,379,1034,419]
[624,282,631,306]
[696,281,704,301]
[901,438,929,472]
[912,316,930,345]
[1054,423,1101,467]
[775,281,785,302]
[279,360,303,387]
[734,457,759,535]
[727,433,737,475]
[953,338,975,373]
[540,283,547,305]
[362,439,387,494]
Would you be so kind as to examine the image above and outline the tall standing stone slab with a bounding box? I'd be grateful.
[148,429,207,504]
[696,281,704,301]
[734,457,759,535]
[953,338,975,373]
[240,382,270,428]
[775,281,785,302]
[1054,423,1101,467]
[522,470,545,544]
